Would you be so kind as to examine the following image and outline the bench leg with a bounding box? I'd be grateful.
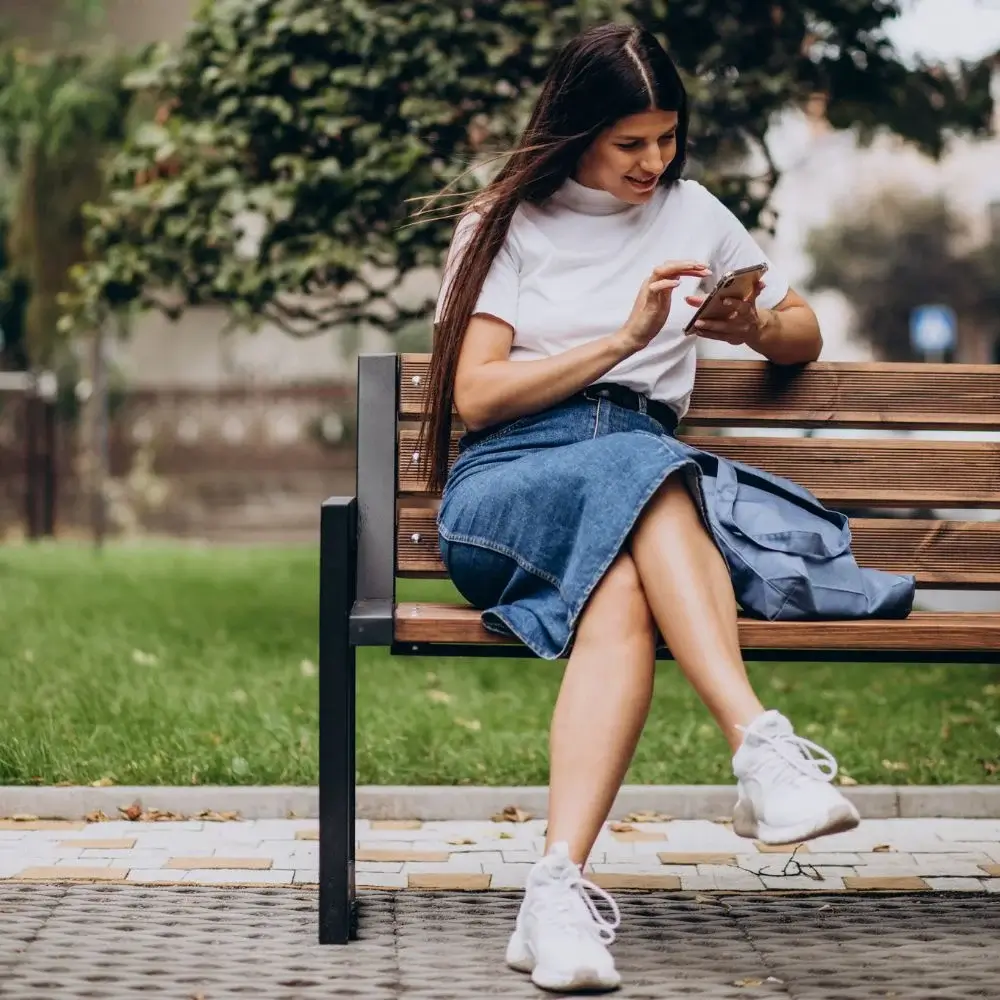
[319,497,357,944]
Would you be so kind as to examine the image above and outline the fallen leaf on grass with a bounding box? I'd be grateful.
[427,689,452,705]
[624,811,673,823]
[454,717,481,732]
[90,777,115,788]
[131,649,159,667]
[981,759,1000,776]
[836,775,858,787]
[881,760,909,772]
[872,844,894,853]
[300,659,317,677]
[491,805,532,823]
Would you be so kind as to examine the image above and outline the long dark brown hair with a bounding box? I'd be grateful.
[420,23,689,492]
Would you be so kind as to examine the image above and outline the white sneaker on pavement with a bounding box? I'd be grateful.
[505,841,622,993]
[732,709,861,845]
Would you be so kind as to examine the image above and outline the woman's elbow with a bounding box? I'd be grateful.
[805,328,823,363]
[453,380,491,432]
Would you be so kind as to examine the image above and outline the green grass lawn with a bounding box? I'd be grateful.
[0,543,997,788]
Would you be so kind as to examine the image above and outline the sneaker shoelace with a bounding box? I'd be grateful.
[533,872,622,946]
[739,725,839,785]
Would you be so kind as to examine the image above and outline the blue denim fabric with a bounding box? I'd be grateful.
[437,397,914,659]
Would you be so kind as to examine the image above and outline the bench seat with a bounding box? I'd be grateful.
[392,602,1000,656]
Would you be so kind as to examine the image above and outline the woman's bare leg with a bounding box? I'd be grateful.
[545,553,656,867]
[630,472,765,753]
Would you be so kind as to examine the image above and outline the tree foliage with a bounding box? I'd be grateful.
[0,0,137,366]
[62,0,995,339]
[806,192,1000,361]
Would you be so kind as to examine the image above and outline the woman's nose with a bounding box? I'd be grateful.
[639,146,664,174]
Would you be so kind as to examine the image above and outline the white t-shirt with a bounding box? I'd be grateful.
[435,177,789,418]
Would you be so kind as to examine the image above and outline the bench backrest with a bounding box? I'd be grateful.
[353,354,1000,610]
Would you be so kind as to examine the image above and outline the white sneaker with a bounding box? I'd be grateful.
[731,709,861,845]
[505,841,622,993]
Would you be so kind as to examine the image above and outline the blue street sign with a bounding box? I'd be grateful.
[910,305,957,355]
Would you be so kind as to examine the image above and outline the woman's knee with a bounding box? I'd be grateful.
[635,469,701,535]
[581,553,654,634]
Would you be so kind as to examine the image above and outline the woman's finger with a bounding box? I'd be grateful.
[649,278,680,292]
[653,261,712,278]
[693,319,753,337]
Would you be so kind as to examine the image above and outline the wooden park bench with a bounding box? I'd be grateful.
[317,352,1000,943]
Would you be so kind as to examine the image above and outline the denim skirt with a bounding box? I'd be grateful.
[437,396,700,659]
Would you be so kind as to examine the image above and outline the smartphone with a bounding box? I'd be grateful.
[683,262,769,334]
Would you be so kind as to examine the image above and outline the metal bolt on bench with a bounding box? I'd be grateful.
[318,352,1000,944]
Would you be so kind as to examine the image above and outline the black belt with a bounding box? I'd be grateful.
[580,382,678,433]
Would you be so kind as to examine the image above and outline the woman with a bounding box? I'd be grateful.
[424,23,859,994]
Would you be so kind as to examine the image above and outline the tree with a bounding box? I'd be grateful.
[62,0,994,341]
[0,0,143,544]
[805,192,1000,361]
[0,0,137,368]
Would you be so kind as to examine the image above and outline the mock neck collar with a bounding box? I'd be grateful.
[550,176,636,216]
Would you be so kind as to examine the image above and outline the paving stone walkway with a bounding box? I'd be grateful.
[2,885,1000,998]
[2,816,999,892]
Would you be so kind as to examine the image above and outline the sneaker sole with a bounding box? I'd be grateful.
[507,932,621,993]
[733,799,860,845]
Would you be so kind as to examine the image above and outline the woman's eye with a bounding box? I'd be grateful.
[660,133,676,143]
[616,142,640,150]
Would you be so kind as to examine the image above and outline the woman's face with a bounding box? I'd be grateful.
[575,109,680,204]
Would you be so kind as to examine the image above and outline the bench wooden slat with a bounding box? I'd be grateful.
[396,429,1000,507]
[399,356,1000,430]
[396,509,1000,587]
[394,603,1000,652]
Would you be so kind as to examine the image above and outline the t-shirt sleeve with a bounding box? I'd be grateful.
[434,211,520,329]
[701,186,790,311]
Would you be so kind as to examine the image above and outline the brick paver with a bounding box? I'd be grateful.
[0,817,998,892]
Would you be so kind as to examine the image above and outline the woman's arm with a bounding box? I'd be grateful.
[453,260,712,431]
[453,315,634,431]
[686,287,822,366]
[751,289,823,365]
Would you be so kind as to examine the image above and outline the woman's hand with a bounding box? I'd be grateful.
[683,279,770,347]
[619,260,713,353]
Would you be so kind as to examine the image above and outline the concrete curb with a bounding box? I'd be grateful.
[1,785,999,821]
